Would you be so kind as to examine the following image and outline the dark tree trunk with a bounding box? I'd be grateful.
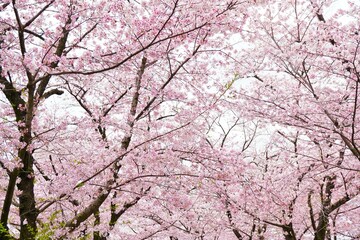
[0,170,19,240]
[283,223,296,240]
[17,149,37,240]
[314,176,335,240]
[17,81,37,239]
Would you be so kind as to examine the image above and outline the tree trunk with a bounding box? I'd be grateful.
[283,223,296,240]
[18,81,37,239]
[0,169,19,240]
[314,176,335,240]
[17,149,37,240]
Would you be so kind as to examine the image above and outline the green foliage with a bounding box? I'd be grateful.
[35,223,53,240]
[35,210,62,240]
[26,225,37,239]
[0,223,12,239]
[225,73,240,90]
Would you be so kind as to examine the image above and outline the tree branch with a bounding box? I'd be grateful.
[42,88,64,99]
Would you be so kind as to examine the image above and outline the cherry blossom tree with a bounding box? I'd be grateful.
[0,0,250,239]
[1,0,360,240]
[223,0,360,239]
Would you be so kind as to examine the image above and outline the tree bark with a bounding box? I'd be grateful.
[314,176,335,240]
[0,169,19,240]
[18,81,38,239]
